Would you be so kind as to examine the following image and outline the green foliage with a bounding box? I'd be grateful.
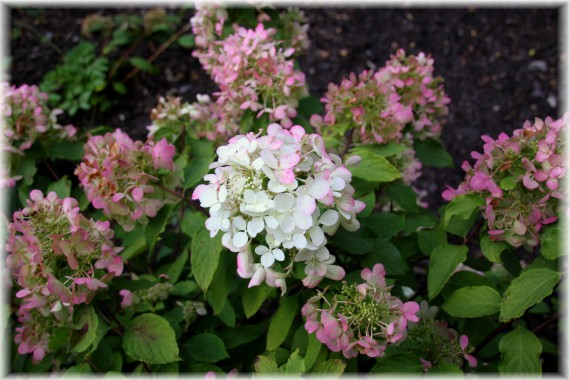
[123,313,180,364]
[266,295,299,351]
[442,286,501,318]
[413,138,454,168]
[499,268,560,322]
[190,227,222,292]
[41,41,110,115]
[428,244,468,299]
[185,333,229,363]
[348,149,401,182]
[442,193,485,237]
[499,327,542,374]
[540,223,562,259]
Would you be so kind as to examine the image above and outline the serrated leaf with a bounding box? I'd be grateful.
[386,182,421,212]
[207,252,236,315]
[417,226,447,256]
[330,226,376,255]
[304,332,322,371]
[348,150,401,183]
[70,305,98,353]
[285,349,305,374]
[242,283,274,318]
[428,244,468,299]
[47,175,71,199]
[162,249,188,284]
[365,212,405,241]
[219,325,261,349]
[442,286,501,317]
[370,352,423,373]
[443,193,485,237]
[123,313,179,364]
[48,141,85,161]
[499,327,542,374]
[350,143,408,158]
[414,138,453,168]
[254,356,281,373]
[186,333,229,363]
[480,234,509,263]
[310,359,346,376]
[180,211,207,239]
[541,223,562,259]
[183,157,212,190]
[363,240,407,276]
[190,227,222,292]
[499,268,560,322]
[145,203,176,254]
[267,295,299,351]
[297,95,323,117]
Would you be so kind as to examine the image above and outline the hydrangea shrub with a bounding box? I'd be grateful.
[5,4,564,377]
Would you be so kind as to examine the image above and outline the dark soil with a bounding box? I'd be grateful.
[8,6,560,211]
[6,5,562,374]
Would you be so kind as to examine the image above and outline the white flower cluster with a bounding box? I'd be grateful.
[192,124,365,294]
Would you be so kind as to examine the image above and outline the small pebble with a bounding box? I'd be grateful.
[547,95,557,108]
[339,49,349,57]
[493,105,501,112]
[528,60,547,72]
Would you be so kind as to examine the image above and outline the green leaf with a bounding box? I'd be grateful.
[480,234,509,263]
[350,143,408,158]
[386,182,421,212]
[47,175,71,198]
[267,295,299,351]
[162,249,188,284]
[417,226,447,256]
[429,363,463,374]
[499,268,560,322]
[123,313,179,364]
[443,193,485,237]
[364,241,407,276]
[499,327,542,374]
[330,226,376,255]
[70,305,99,353]
[180,211,207,239]
[190,227,222,292]
[112,82,127,95]
[310,359,346,376]
[365,212,405,241]
[177,34,195,48]
[120,226,147,260]
[129,56,157,73]
[414,138,453,168]
[284,349,305,374]
[499,176,519,190]
[304,332,322,371]
[370,352,423,373]
[186,333,229,363]
[541,223,562,259]
[297,95,323,117]
[242,283,274,318]
[48,141,85,161]
[145,203,175,254]
[442,286,501,317]
[183,157,212,190]
[49,326,71,351]
[428,244,468,299]
[254,356,281,373]
[348,150,401,183]
[219,325,261,349]
[207,252,236,315]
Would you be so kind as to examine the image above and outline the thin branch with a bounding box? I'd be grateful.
[42,160,60,181]
[121,22,192,83]
[13,19,64,56]
[155,183,209,217]
[85,357,102,374]
[533,312,559,334]
[474,322,511,354]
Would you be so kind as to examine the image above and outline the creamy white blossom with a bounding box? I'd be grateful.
[193,123,365,292]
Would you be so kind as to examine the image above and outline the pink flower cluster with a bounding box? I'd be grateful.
[75,129,180,231]
[6,190,123,361]
[146,95,227,143]
[406,301,477,370]
[191,6,308,137]
[377,49,450,140]
[309,67,422,186]
[1,82,77,154]
[193,123,365,294]
[1,82,77,187]
[442,115,566,249]
[302,264,420,359]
